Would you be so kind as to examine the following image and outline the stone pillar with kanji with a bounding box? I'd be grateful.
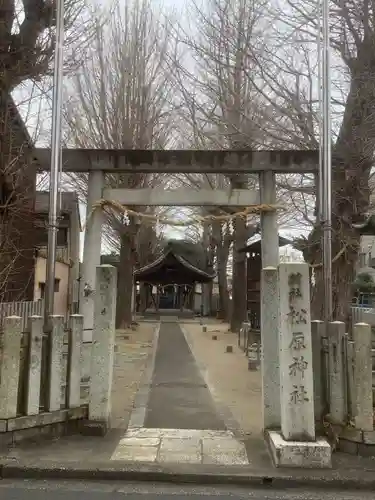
[266,262,332,469]
[279,264,315,440]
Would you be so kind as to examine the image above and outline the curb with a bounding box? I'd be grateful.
[1,460,375,490]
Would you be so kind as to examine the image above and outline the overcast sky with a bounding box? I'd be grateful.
[15,0,307,259]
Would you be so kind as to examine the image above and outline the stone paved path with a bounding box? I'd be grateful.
[144,321,225,430]
[111,428,248,465]
[111,321,249,464]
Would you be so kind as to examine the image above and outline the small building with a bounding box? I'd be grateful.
[33,191,81,316]
[239,235,291,329]
[134,240,215,316]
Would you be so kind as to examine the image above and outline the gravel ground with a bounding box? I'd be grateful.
[111,322,157,429]
[181,321,262,438]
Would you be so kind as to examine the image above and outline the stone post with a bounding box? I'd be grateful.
[328,321,346,424]
[131,281,134,319]
[278,262,315,441]
[266,263,331,468]
[311,320,325,422]
[346,339,356,421]
[48,315,65,412]
[87,264,117,434]
[352,322,373,431]
[26,316,43,415]
[260,171,280,429]
[80,170,104,342]
[67,314,83,408]
[261,266,280,428]
[0,316,22,419]
[362,311,375,346]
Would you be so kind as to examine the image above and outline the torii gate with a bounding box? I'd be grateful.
[34,147,318,432]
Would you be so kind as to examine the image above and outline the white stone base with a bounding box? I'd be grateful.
[266,431,332,469]
[111,428,249,465]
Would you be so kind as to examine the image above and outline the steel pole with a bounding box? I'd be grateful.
[322,0,333,323]
[317,0,324,222]
[44,0,64,330]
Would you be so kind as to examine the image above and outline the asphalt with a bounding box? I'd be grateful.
[1,480,375,499]
[144,322,226,430]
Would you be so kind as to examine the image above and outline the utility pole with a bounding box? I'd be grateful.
[44,0,64,331]
[318,0,333,325]
[322,0,333,323]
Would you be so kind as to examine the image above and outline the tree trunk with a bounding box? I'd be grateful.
[116,233,134,329]
[203,281,213,316]
[201,222,213,316]
[140,282,148,312]
[304,222,360,325]
[230,177,248,332]
[230,216,247,331]
[212,220,231,320]
[217,258,230,319]
[302,38,375,324]
[303,175,367,325]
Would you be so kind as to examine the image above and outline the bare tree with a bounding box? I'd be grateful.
[170,0,267,330]
[1,0,91,94]
[0,0,91,301]
[64,0,175,327]
[250,0,375,321]
[174,0,375,323]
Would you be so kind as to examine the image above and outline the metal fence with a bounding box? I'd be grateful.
[242,306,375,336]
[351,306,375,330]
[0,300,44,332]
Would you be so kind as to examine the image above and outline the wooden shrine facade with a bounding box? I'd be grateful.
[134,246,215,313]
[240,236,291,329]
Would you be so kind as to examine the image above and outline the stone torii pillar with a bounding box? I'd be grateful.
[260,171,281,430]
[80,170,104,342]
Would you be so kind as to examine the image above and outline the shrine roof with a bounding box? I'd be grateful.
[134,241,215,284]
[239,234,291,253]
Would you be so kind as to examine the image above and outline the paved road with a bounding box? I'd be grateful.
[144,322,225,430]
[0,480,373,500]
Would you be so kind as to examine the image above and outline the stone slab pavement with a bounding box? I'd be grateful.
[111,428,248,465]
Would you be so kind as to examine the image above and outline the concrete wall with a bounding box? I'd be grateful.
[33,257,70,316]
